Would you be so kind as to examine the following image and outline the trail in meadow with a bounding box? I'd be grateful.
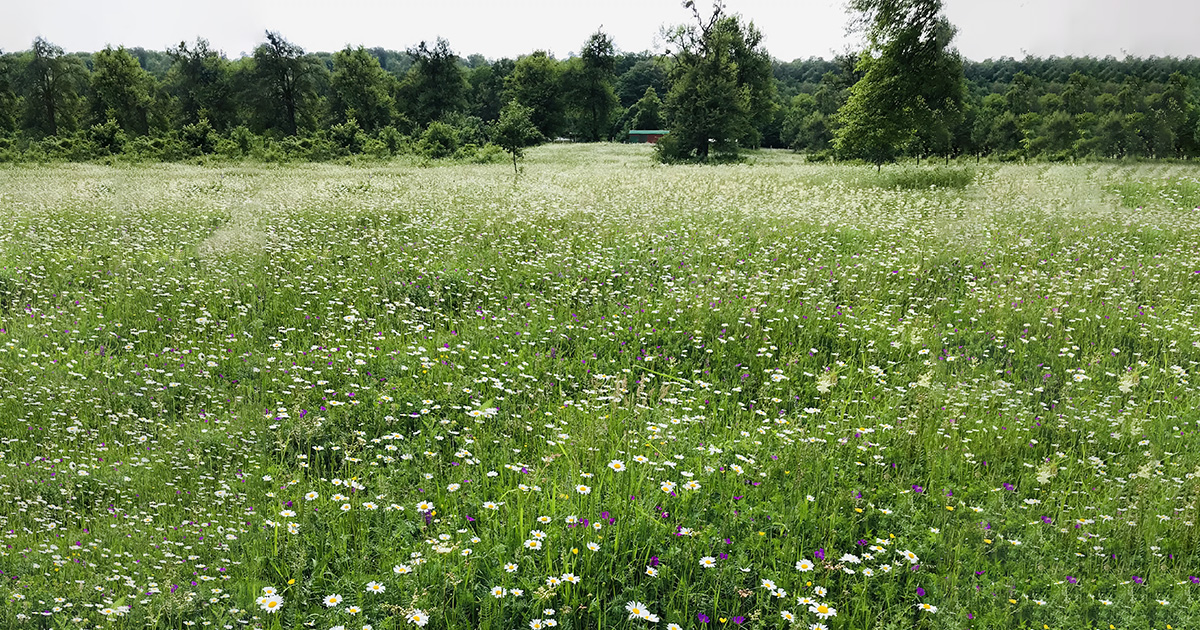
[196,199,268,261]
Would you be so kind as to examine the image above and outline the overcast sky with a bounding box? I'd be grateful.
[3,0,1198,62]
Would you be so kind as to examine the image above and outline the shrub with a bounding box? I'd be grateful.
[419,121,460,159]
[330,118,367,155]
[88,118,126,156]
[180,118,218,155]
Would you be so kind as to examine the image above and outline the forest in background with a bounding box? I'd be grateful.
[1,18,1199,163]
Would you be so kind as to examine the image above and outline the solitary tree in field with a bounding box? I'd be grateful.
[834,0,965,168]
[491,98,542,177]
[659,1,775,161]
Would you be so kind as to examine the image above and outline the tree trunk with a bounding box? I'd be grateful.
[43,76,58,136]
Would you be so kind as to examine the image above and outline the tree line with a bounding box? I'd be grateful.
[0,0,1198,163]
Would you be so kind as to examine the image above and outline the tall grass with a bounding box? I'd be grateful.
[0,147,1196,629]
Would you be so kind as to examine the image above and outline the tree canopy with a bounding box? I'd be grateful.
[1,23,1200,163]
[834,0,965,167]
[249,31,325,135]
[658,1,773,161]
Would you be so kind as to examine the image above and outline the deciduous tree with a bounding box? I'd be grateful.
[330,46,397,132]
[19,38,87,137]
[491,98,542,176]
[404,38,468,125]
[250,31,325,135]
[89,46,153,135]
[506,51,565,139]
[659,1,773,161]
[167,39,236,130]
[833,0,965,168]
[630,86,664,130]
[564,29,618,141]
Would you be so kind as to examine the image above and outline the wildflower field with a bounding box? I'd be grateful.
[1,144,1199,630]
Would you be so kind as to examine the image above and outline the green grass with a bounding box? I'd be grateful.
[0,145,1197,630]
[1106,167,1200,210]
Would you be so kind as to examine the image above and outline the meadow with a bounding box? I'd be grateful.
[0,144,1198,630]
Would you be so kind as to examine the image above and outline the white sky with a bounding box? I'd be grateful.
[3,0,1198,62]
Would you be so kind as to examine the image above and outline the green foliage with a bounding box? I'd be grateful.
[467,58,514,122]
[0,53,18,135]
[90,46,154,135]
[615,58,669,109]
[5,24,1200,162]
[18,37,87,137]
[833,54,912,167]
[506,51,565,139]
[713,15,777,148]
[563,29,619,142]
[249,31,326,135]
[330,46,397,132]
[659,3,772,162]
[330,117,367,155]
[87,115,126,155]
[180,116,218,155]
[490,98,542,174]
[214,125,257,159]
[419,120,460,159]
[404,38,468,126]
[372,125,407,157]
[629,86,665,131]
[835,0,965,166]
[783,93,835,153]
[166,39,237,131]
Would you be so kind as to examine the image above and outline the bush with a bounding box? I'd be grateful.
[181,118,218,155]
[653,133,740,164]
[874,165,977,190]
[121,135,162,161]
[88,118,126,156]
[419,121,460,159]
[374,126,407,157]
[279,134,336,162]
[0,135,18,163]
[28,133,99,162]
[467,143,507,164]
[252,137,287,163]
[330,118,367,156]
[652,133,684,163]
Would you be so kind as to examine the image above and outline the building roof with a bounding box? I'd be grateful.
[628,130,669,135]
